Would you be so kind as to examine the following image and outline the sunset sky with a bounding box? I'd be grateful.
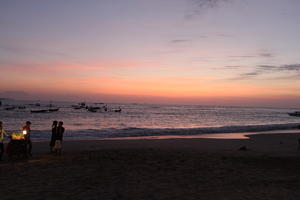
[1,0,300,107]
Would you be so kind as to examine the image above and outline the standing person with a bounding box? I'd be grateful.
[23,121,32,157]
[0,121,9,161]
[50,121,58,153]
[54,121,65,155]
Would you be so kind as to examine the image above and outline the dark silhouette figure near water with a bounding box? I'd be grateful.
[0,121,9,161]
[23,121,32,157]
[54,121,64,155]
[50,121,58,153]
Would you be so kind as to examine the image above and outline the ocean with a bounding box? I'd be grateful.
[1,99,300,141]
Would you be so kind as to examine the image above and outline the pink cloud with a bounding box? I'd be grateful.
[0,59,162,73]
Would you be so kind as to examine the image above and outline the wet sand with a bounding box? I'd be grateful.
[1,132,300,200]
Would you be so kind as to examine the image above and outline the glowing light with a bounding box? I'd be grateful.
[23,130,27,135]
[12,132,25,140]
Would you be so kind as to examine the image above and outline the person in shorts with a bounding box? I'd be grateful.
[54,121,64,155]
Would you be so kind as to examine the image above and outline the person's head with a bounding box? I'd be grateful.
[58,121,63,126]
[52,121,58,126]
[26,121,31,126]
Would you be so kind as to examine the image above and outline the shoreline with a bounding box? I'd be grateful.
[6,128,298,143]
[10,130,300,155]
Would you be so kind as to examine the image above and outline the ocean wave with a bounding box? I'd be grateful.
[29,123,300,140]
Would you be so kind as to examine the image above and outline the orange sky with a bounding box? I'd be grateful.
[1,0,300,107]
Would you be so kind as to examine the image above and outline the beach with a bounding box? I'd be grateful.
[1,132,300,200]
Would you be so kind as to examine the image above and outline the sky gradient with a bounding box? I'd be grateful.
[1,0,300,107]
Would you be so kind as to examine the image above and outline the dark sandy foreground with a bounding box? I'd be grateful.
[1,132,300,200]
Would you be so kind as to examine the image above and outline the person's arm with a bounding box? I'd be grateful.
[61,127,65,141]
[3,129,9,137]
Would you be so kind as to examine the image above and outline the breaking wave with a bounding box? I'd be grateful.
[29,123,300,141]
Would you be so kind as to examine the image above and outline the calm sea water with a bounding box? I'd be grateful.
[0,99,300,141]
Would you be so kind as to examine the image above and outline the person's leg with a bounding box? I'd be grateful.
[28,140,32,156]
[58,146,62,155]
[59,141,63,155]
[21,142,27,158]
[0,142,4,160]
[54,140,58,155]
[56,140,62,155]
[50,145,53,153]
[50,140,55,153]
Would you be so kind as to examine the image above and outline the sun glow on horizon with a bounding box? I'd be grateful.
[1,0,300,107]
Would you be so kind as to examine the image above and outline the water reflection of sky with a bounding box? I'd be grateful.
[102,129,300,140]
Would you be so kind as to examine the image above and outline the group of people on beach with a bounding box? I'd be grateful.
[0,120,65,161]
[50,121,65,155]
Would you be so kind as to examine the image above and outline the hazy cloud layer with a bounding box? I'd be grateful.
[170,39,191,44]
[228,53,274,59]
[232,64,300,80]
[186,0,232,18]
[258,64,300,72]
[0,45,68,58]
[259,53,273,58]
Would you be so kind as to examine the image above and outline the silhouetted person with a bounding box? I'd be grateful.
[23,121,32,157]
[54,121,64,155]
[50,121,58,153]
[0,121,9,161]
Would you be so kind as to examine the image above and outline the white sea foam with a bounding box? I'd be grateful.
[22,123,300,141]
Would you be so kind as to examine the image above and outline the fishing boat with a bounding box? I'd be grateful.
[79,102,86,107]
[18,106,26,109]
[72,102,86,109]
[73,105,83,109]
[29,103,41,106]
[31,109,48,113]
[113,108,122,112]
[5,106,16,110]
[87,107,97,112]
[48,108,59,112]
[288,111,300,117]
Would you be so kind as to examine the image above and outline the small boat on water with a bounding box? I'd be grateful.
[72,102,86,109]
[73,105,83,109]
[87,107,98,112]
[5,106,16,110]
[79,102,86,107]
[31,109,48,113]
[28,103,41,106]
[18,106,26,109]
[48,108,59,112]
[288,111,300,117]
[113,108,122,112]
[90,106,101,109]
